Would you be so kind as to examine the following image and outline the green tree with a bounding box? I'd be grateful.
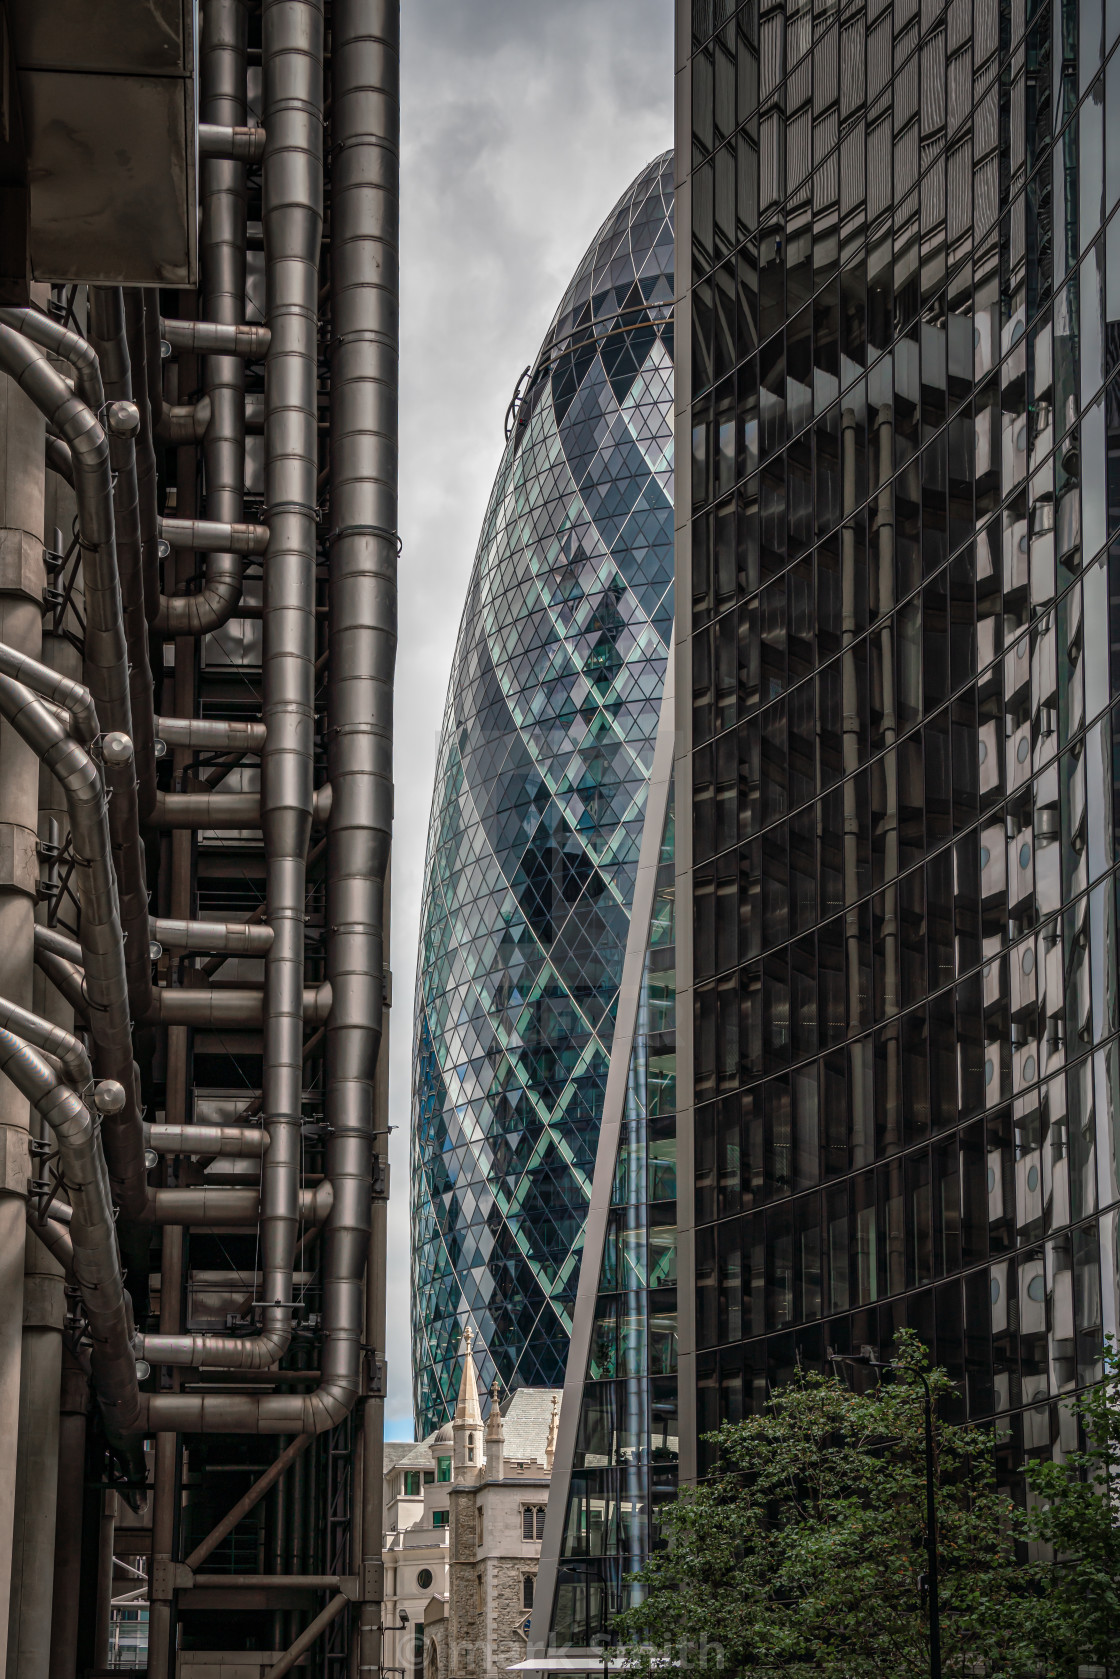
[1025,1339,1120,1674]
[616,1332,1051,1678]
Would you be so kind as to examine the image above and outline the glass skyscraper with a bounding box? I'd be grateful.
[534,0,1120,1655]
[412,155,675,1434]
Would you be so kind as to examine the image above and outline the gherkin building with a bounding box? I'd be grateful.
[412,153,675,1433]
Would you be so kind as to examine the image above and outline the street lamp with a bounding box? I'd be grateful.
[830,1344,942,1679]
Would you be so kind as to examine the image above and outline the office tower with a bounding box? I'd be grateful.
[412,156,675,1434]
[534,0,1120,1655]
[0,4,396,1675]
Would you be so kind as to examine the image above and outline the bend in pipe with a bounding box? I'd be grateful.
[0,640,99,742]
[0,993,92,1089]
[0,676,146,1215]
[0,1028,141,1440]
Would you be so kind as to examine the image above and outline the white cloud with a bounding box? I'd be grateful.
[388,0,673,1438]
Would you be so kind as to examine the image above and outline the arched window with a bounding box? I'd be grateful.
[467,1432,475,1462]
[522,1574,535,1610]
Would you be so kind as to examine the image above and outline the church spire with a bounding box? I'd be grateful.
[545,1392,560,1469]
[452,1325,483,1477]
[453,1324,483,1426]
[486,1378,504,1480]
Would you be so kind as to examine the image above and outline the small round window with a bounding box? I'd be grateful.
[417,1568,434,1590]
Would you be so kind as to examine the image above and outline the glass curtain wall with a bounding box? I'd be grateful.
[548,794,678,1649]
[412,156,675,1433]
[677,0,1120,1487]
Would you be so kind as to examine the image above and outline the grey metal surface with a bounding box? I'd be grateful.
[0,321,151,1142]
[0,1028,139,1439]
[0,996,92,1090]
[8,0,196,286]
[0,678,146,1214]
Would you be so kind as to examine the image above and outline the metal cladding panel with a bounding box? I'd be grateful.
[9,0,191,74]
[10,0,196,284]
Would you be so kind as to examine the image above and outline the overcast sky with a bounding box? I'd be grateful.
[386,0,674,1437]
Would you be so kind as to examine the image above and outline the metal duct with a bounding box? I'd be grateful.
[143,982,331,1027]
[160,319,271,358]
[145,1123,268,1156]
[26,1203,76,1277]
[140,1182,331,1227]
[0,1029,140,1442]
[0,321,153,1040]
[157,6,251,642]
[37,918,275,960]
[137,0,399,1445]
[150,782,331,827]
[199,121,267,162]
[150,917,273,956]
[155,397,213,445]
[256,0,323,1384]
[155,715,266,751]
[0,641,99,742]
[124,289,162,629]
[158,516,269,555]
[326,18,398,1647]
[0,677,147,1216]
[87,287,159,936]
[46,434,74,484]
[0,995,92,1089]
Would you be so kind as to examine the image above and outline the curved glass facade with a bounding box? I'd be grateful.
[412,154,676,1434]
[679,0,1120,1486]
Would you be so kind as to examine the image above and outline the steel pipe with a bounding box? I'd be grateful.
[45,434,73,485]
[199,120,267,161]
[158,515,269,555]
[0,681,145,1215]
[137,0,326,1426]
[25,1205,75,1276]
[38,917,273,960]
[156,715,266,751]
[151,789,261,829]
[143,981,331,1026]
[138,1182,331,1227]
[327,11,398,1620]
[87,287,159,933]
[146,1123,268,1156]
[151,783,331,828]
[0,995,92,1089]
[0,308,103,410]
[33,948,89,1023]
[150,917,273,956]
[161,318,270,358]
[0,324,152,1038]
[0,642,98,744]
[155,395,212,444]
[124,289,161,629]
[0,1030,140,1442]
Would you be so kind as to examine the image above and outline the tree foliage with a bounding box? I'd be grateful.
[616,1331,1093,1678]
[1024,1339,1120,1674]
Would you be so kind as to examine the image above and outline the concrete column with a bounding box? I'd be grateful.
[0,355,47,1675]
[48,1347,89,1679]
[6,1228,64,1679]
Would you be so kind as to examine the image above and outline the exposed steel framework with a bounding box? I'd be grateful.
[0,3,398,1673]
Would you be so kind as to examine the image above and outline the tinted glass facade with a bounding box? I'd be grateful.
[676,0,1120,1485]
[412,156,675,1434]
[546,745,678,1651]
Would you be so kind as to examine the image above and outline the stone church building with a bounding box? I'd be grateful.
[383,1332,561,1679]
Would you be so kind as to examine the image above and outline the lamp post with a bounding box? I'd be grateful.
[831,1345,942,1679]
